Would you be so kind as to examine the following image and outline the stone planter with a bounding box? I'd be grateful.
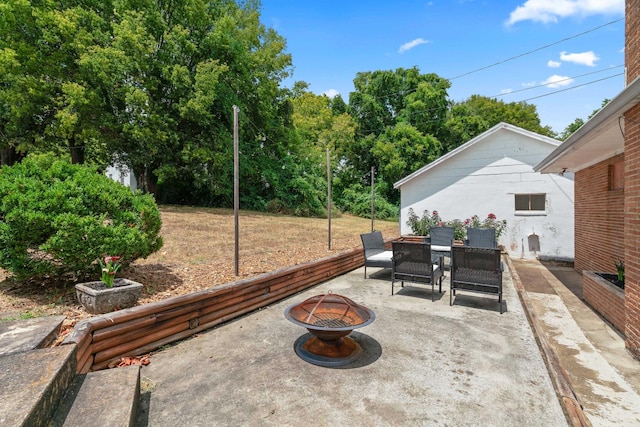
[75,279,143,314]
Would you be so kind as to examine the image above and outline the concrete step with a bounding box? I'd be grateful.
[49,365,141,427]
[0,315,66,357]
[0,316,141,426]
[0,344,77,426]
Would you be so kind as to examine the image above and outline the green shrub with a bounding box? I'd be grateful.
[0,157,163,281]
[446,219,467,241]
[337,184,398,221]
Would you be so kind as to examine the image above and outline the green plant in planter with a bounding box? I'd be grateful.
[99,256,122,287]
[615,260,625,283]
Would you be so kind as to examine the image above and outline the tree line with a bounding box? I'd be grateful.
[0,0,589,219]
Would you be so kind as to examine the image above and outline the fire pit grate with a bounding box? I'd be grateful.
[309,314,353,329]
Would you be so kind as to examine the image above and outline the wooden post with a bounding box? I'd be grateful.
[233,105,239,276]
[327,147,332,251]
[371,166,375,232]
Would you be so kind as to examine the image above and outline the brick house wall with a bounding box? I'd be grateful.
[624,0,640,357]
[574,154,625,274]
[626,0,640,83]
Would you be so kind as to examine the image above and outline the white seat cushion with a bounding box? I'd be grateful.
[367,250,393,262]
[431,245,451,252]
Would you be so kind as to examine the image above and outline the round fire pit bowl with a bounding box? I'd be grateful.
[284,293,375,367]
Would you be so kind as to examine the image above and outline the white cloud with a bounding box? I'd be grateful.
[560,50,599,66]
[548,60,561,68]
[542,74,574,88]
[323,89,340,98]
[501,88,513,94]
[506,0,623,26]
[398,38,429,54]
[522,81,537,88]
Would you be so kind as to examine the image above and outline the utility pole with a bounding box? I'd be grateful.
[233,105,239,276]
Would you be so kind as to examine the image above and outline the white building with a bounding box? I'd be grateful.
[105,164,138,192]
[393,122,575,261]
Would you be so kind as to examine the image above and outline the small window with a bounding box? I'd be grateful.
[608,160,624,190]
[515,194,546,212]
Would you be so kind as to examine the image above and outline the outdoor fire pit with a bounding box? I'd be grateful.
[284,293,375,367]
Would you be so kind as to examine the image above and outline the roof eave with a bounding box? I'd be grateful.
[535,75,640,174]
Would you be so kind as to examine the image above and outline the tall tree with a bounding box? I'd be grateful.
[372,122,442,204]
[342,67,449,207]
[289,87,356,212]
[349,67,450,139]
[1,0,295,205]
[0,0,116,165]
[445,95,555,150]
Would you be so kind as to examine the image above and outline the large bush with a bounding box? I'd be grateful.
[337,183,398,221]
[0,157,163,280]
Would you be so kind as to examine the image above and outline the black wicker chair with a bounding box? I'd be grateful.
[391,242,444,301]
[424,226,454,266]
[450,246,503,313]
[465,228,497,249]
[360,231,393,279]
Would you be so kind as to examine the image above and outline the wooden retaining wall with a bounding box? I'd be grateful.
[63,247,366,373]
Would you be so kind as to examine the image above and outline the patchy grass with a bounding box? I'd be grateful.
[0,205,399,326]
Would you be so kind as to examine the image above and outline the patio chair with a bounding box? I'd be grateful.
[424,226,454,266]
[360,231,393,279]
[391,241,444,301]
[465,228,497,249]
[450,246,503,313]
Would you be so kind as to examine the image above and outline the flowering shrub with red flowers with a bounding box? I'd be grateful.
[466,213,507,238]
[406,208,442,236]
[407,209,507,240]
[99,256,122,287]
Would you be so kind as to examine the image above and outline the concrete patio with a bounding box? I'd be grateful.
[138,262,568,426]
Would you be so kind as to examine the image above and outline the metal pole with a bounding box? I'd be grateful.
[327,147,332,251]
[233,105,240,276]
[371,166,375,232]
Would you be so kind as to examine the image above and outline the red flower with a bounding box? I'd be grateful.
[488,213,496,219]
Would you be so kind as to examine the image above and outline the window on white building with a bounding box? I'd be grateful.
[515,194,546,214]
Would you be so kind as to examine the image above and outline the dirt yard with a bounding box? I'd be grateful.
[0,206,399,336]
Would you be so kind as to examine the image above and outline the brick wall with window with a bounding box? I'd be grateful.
[575,154,625,274]
[625,0,640,358]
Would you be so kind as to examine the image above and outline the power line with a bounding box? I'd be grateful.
[518,72,623,102]
[341,19,625,128]
[493,65,624,98]
[448,17,624,80]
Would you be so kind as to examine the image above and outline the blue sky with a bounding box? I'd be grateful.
[260,0,625,133]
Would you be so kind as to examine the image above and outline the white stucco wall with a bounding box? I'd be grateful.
[397,126,575,261]
[106,164,138,192]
